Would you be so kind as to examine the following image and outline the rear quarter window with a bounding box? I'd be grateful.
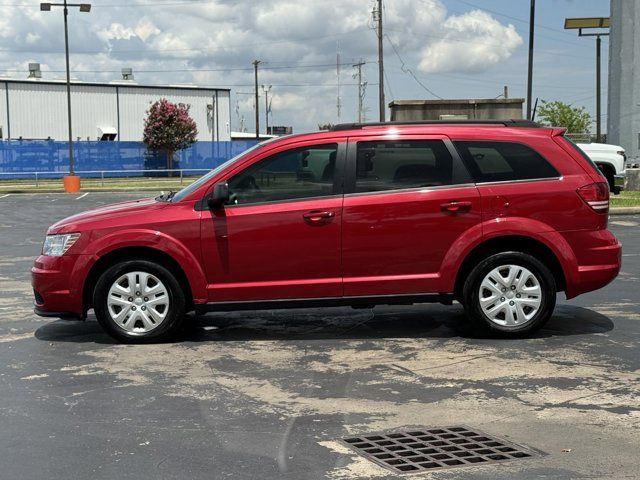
[454,141,559,183]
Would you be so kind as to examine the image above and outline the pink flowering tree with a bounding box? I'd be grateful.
[143,98,198,172]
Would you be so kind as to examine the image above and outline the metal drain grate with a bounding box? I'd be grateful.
[341,426,543,474]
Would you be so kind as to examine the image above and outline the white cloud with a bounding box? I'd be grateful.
[0,1,523,132]
[417,10,523,74]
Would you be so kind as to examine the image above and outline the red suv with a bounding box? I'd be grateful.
[32,121,621,342]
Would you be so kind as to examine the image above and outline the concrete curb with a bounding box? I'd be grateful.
[610,207,640,215]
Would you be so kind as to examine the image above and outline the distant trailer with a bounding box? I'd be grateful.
[389,98,525,122]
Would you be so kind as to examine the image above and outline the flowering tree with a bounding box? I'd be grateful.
[143,98,198,172]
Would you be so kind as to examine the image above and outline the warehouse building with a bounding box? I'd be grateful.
[0,72,231,142]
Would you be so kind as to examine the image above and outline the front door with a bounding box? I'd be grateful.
[200,140,345,302]
[341,136,482,297]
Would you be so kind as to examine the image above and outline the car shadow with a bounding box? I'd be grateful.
[34,303,614,344]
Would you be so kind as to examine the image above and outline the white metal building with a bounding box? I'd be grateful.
[0,78,231,142]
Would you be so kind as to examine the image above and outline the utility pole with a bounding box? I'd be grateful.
[262,85,272,135]
[353,60,367,123]
[253,60,261,140]
[526,0,535,121]
[374,0,385,122]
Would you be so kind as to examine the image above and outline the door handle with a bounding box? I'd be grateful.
[440,201,472,213]
[303,210,335,222]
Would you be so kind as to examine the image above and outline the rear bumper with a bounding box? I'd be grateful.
[562,229,622,299]
[31,255,84,317]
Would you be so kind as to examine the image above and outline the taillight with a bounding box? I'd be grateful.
[577,182,609,213]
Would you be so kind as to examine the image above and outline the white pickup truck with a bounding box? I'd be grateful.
[577,142,626,194]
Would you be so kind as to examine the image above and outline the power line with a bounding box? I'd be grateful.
[384,34,443,99]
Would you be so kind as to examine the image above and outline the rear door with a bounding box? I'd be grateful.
[341,135,482,297]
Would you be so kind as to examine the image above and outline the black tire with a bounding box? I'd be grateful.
[93,260,186,343]
[462,252,556,338]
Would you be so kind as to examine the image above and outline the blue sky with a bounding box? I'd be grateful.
[382,0,609,126]
[0,0,611,133]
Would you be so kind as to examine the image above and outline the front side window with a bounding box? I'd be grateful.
[227,143,338,205]
[454,141,559,183]
[355,140,453,193]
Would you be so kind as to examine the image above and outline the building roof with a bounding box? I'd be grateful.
[0,77,230,92]
[389,98,525,106]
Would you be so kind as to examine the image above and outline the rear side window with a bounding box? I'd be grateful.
[454,141,559,183]
[560,136,602,175]
[355,140,453,193]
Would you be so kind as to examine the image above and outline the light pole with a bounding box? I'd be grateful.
[252,60,261,140]
[373,0,385,122]
[526,0,535,121]
[262,85,272,135]
[40,1,91,190]
[564,17,610,143]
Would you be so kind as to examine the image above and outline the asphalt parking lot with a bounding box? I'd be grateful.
[0,192,638,480]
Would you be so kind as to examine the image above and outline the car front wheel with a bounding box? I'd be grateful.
[462,252,556,337]
[93,260,186,343]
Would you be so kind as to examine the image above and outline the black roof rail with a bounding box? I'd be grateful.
[329,119,541,131]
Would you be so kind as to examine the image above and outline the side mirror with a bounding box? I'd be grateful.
[208,182,229,209]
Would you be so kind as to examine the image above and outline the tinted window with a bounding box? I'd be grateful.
[355,140,453,193]
[227,144,338,205]
[561,136,601,175]
[171,142,266,202]
[454,141,559,183]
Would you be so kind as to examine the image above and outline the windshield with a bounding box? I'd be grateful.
[170,142,265,202]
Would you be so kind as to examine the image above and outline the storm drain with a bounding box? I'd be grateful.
[341,426,543,474]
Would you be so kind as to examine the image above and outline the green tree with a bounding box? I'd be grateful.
[536,100,591,133]
[143,98,198,172]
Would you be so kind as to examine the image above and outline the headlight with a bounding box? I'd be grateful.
[42,233,81,257]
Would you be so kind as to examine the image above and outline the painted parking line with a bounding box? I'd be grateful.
[75,193,89,200]
[0,194,11,198]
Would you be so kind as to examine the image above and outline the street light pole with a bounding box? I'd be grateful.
[564,17,610,143]
[262,85,272,135]
[375,0,385,122]
[526,0,535,121]
[40,1,91,188]
[596,34,602,142]
[62,0,73,175]
[253,60,261,140]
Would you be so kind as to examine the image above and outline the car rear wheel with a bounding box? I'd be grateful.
[93,260,186,343]
[462,252,556,337]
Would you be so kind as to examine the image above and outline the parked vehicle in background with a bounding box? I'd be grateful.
[577,142,626,194]
[32,120,622,343]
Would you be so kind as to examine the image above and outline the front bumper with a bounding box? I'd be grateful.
[614,174,625,190]
[34,306,83,320]
[31,255,85,318]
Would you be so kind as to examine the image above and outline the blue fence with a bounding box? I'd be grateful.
[0,140,258,178]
